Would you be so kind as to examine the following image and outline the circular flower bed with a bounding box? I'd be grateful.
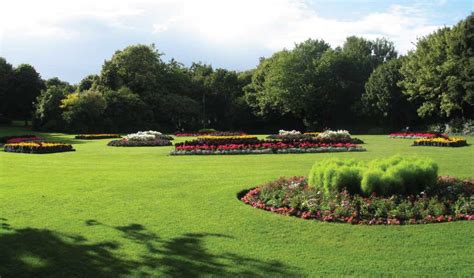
[240,156,473,225]
[4,142,75,154]
[75,134,122,140]
[240,176,474,225]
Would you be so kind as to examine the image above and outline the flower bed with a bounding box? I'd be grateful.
[172,131,365,155]
[389,132,446,139]
[0,134,38,144]
[240,176,474,225]
[124,130,173,141]
[267,134,314,140]
[108,139,172,147]
[75,134,122,140]
[172,142,364,155]
[267,129,363,144]
[175,131,246,137]
[6,136,43,144]
[413,137,468,147]
[4,142,75,154]
[108,130,173,147]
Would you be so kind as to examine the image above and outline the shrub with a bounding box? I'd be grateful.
[308,156,438,196]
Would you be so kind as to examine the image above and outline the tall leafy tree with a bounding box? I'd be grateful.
[7,64,44,125]
[362,57,418,128]
[78,75,99,91]
[33,85,69,130]
[0,57,14,118]
[399,13,474,121]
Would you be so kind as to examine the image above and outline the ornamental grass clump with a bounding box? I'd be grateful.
[308,155,438,196]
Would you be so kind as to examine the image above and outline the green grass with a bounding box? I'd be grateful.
[1,126,473,277]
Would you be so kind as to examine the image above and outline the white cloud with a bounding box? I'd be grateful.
[0,0,442,53]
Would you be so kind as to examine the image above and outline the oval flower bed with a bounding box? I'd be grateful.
[108,131,173,147]
[413,137,468,147]
[240,156,474,225]
[171,133,365,155]
[4,142,75,154]
[75,134,122,140]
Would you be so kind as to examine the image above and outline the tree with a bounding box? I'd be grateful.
[61,90,107,132]
[362,57,418,128]
[103,87,153,132]
[45,77,75,92]
[0,58,14,118]
[33,85,69,130]
[99,44,168,101]
[399,13,474,121]
[78,75,99,91]
[6,64,44,125]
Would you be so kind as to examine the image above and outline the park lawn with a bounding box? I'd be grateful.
[0,126,473,277]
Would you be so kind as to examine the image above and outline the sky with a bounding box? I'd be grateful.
[0,0,472,83]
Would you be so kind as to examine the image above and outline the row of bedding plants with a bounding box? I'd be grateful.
[240,155,474,225]
[0,134,39,144]
[108,131,173,147]
[267,129,364,144]
[389,131,447,139]
[413,137,468,147]
[75,134,121,140]
[4,142,75,154]
[171,133,365,155]
[175,130,246,137]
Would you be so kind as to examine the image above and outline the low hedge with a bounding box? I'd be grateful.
[4,142,75,154]
[107,139,172,147]
[75,134,122,140]
[308,155,438,196]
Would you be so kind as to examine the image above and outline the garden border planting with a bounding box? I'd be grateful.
[4,142,75,154]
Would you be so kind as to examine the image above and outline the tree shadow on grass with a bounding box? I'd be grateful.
[0,219,300,277]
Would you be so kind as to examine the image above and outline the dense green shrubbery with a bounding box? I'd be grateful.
[308,155,438,196]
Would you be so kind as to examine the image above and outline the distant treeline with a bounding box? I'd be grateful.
[0,13,472,133]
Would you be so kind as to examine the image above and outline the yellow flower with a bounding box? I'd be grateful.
[197,135,257,140]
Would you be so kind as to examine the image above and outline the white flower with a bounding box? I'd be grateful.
[125,130,163,141]
[279,129,301,135]
[317,130,351,140]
